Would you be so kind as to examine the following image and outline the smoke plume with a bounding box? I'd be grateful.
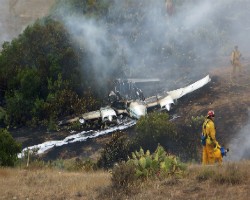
[52,0,250,90]
[225,110,250,161]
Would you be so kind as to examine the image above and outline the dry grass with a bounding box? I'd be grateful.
[1,161,250,200]
[0,168,111,200]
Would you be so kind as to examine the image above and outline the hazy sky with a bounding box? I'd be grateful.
[0,0,54,45]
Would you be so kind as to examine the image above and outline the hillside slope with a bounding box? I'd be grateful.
[12,57,250,161]
[175,58,250,148]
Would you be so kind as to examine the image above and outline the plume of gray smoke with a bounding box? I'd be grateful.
[1,0,250,89]
[54,0,250,91]
[225,110,250,161]
[225,124,250,161]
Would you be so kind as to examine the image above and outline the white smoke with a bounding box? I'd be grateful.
[65,17,110,66]
[51,0,250,90]
[1,0,250,88]
[225,111,250,161]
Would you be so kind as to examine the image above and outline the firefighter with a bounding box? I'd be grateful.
[231,45,242,76]
[202,110,221,165]
[165,0,175,16]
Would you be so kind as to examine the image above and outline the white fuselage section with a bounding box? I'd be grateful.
[127,101,147,119]
[100,107,117,123]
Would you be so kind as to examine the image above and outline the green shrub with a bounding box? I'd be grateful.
[0,129,21,166]
[111,161,136,189]
[17,148,42,168]
[47,115,58,132]
[187,115,205,130]
[133,112,177,152]
[0,107,7,127]
[97,132,130,169]
[64,158,97,172]
[0,18,97,128]
[69,121,83,131]
[49,159,65,170]
[82,158,97,171]
[24,160,47,170]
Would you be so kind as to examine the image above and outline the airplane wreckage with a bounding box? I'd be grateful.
[19,75,211,157]
[58,75,211,128]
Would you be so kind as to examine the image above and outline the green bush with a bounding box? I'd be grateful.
[64,158,97,172]
[111,161,136,189]
[187,115,205,130]
[133,112,177,152]
[0,129,21,166]
[17,148,42,168]
[97,132,130,169]
[51,0,111,19]
[0,18,95,128]
[49,159,65,170]
[0,107,7,127]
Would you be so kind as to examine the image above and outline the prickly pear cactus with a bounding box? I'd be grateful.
[128,145,186,180]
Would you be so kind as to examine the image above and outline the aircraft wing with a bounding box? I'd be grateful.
[58,116,80,126]
[167,75,211,100]
[81,110,101,120]
[58,107,118,126]
[58,110,101,126]
[145,75,211,111]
